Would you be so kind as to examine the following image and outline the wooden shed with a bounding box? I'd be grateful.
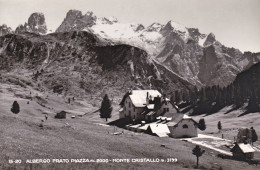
[230,143,255,160]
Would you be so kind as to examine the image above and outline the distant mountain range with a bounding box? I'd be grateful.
[0,10,259,93]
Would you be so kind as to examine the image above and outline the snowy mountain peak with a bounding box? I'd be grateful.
[147,23,163,32]
[169,21,187,33]
[107,16,118,23]
[97,17,118,25]
[135,24,145,32]
[161,21,190,41]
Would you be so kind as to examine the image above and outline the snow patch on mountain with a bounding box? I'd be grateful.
[169,21,190,40]
[198,35,207,47]
[88,21,164,57]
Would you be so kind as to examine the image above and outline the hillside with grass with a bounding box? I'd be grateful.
[0,80,259,170]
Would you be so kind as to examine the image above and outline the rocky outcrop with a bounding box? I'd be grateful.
[146,23,163,32]
[2,9,259,89]
[56,10,97,32]
[0,24,14,36]
[157,21,260,87]
[15,12,47,34]
[203,33,216,47]
[28,13,47,34]
[0,31,192,97]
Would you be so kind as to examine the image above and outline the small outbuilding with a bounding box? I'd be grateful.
[230,143,255,160]
[167,114,198,138]
[55,111,67,119]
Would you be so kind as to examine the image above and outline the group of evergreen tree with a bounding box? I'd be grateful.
[171,63,260,115]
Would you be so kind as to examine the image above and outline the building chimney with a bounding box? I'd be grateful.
[129,88,133,95]
[146,92,149,105]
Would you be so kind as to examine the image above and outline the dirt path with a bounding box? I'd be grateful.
[180,134,233,156]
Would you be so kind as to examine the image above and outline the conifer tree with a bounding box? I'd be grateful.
[247,92,259,113]
[198,118,206,131]
[217,121,222,133]
[192,145,205,168]
[11,101,20,114]
[175,90,181,104]
[100,94,113,122]
[251,127,258,145]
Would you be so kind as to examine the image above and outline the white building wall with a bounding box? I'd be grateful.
[157,102,177,117]
[135,107,144,120]
[119,111,124,119]
[169,119,198,138]
[120,96,144,121]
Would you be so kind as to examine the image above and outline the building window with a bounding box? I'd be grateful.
[183,124,188,128]
[129,111,131,115]
[163,108,166,112]
[167,108,169,112]
[165,102,167,105]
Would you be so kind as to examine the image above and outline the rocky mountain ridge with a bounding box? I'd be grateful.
[1,10,259,89]
[54,10,260,87]
[0,31,193,99]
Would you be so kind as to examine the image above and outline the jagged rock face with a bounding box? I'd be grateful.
[56,10,97,32]
[198,46,218,84]
[135,24,145,32]
[0,31,192,97]
[15,24,29,34]
[2,9,259,89]
[188,28,206,42]
[2,9,252,89]
[203,33,216,47]
[146,23,163,32]
[28,13,47,34]
[15,12,47,34]
[0,24,14,36]
[157,24,204,86]
[156,21,260,87]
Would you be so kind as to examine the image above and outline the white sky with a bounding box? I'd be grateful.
[0,0,259,52]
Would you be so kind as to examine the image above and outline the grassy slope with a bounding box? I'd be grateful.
[192,106,260,147]
[0,76,259,170]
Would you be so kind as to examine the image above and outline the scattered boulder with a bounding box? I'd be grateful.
[55,111,67,119]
